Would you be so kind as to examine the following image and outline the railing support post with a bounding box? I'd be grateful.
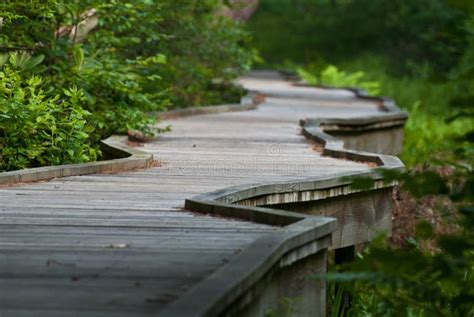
[335,245,355,316]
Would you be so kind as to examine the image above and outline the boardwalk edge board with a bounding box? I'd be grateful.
[0,136,153,185]
[158,75,407,316]
[0,93,261,185]
[281,68,408,130]
[158,214,336,317]
[154,90,260,120]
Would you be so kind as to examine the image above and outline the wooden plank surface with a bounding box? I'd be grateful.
[0,71,382,316]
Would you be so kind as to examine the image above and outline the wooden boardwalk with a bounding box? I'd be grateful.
[0,71,386,316]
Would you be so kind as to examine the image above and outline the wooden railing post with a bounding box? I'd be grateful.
[335,245,355,316]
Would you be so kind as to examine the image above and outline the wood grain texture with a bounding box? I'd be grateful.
[261,188,393,249]
[0,71,387,316]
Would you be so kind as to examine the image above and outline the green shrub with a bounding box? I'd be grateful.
[0,0,253,171]
[298,65,380,95]
[152,0,256,108]
[0,53,98,171]
[0,0,169,139]
[81,0,255,109]
[63,48,170,142]
[0,0,254,127]
[75,0,170,137]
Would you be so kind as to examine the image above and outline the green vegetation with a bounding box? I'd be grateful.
[0,52,98,171]
[248,0,467,74]
[298,65,380,99]
[0,0,254,171]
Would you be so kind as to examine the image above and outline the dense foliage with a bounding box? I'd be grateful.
[248,0,468,74]
[153,1,256,107]
[0,52,98,171]
[298,65,380,95]
[0,0,254,171]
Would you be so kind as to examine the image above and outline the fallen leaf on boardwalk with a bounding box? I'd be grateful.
[105,243,130,249]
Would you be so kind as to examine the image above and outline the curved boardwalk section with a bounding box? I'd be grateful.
[0,71,404,316]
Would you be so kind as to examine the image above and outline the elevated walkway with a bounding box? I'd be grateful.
[0,71,406,316]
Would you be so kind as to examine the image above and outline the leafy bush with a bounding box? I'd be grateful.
[63,48,170,142]
[0,0,254,123]
[152,0,256,108]
[0,0,253,171]
[298,65,380,95]
[0,52,98,171]
[80,0,255,109]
